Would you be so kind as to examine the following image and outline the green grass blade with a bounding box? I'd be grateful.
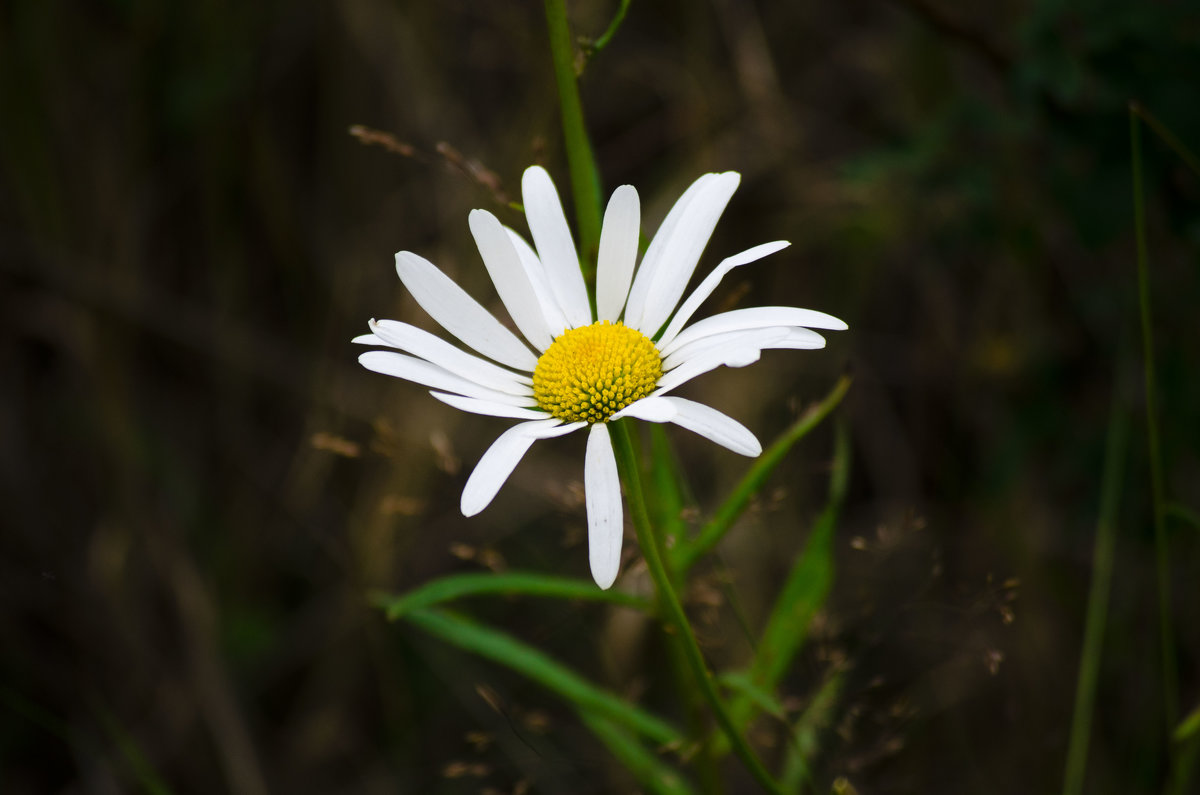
[402,607,682,747]
[580,712,696,795]
[1062,364,1130,795]
[676,374,852,572]
[717,421,849,742]
[370,572,652,619]
[1130,107,1179,734]
[780,668,845,795]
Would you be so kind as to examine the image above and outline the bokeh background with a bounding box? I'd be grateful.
[3,1,1198,792]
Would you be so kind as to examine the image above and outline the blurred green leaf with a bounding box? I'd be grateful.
[1176,704,1200,743]
[402,607,682,747]
[676,375,852,572]
[371,572,653,619]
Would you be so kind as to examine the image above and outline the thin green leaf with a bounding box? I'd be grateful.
[676,374,852,572]
[402,607,682,746]
[580,712,696,795]
[781,668,845,795]
[1131,107,1179,732]
[370,572,652,620]
[730,421,850,730]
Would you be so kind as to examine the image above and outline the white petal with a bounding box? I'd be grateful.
[468,210,555,350]
[352,333,384,345]
[660,306,847,357]
[655,241,790,349]
[663,326,796,371]
[506,228,571,338]
[661,397,761,457]
[395,251,538,372]
[429,392,551,420]
[585,424,623,589]
[653,328,790,394]
[610,396,678,423]
[359,350,536,407]
[460,419,585,516]
[522,166,592,329]
[369,319,532,396]
[769,328,827,350]
[596,185,640,322]
[632,172,742,336]
[624,174,715,329]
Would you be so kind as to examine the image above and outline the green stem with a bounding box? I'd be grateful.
[543,0,603,265]
[611,420,784,795]
[1130,108,1178,734]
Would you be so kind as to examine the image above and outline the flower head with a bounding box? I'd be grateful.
[357,166,846,588]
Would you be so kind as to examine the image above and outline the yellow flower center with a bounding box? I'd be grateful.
[533,321,663,423]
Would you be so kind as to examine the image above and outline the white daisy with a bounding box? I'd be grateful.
[357,166,846,589]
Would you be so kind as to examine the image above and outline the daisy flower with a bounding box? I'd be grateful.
[357,166,846,589]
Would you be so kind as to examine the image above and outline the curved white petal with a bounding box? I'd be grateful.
[585,424,623,589]
[429,392,551,420]
[655,241,791,349]
[663,326,818,371]
[468,210,555,350]
[505,228,571,338]
[661,397,761,457]
[653,328,790,394]
[395,251,538,372]
[610,396,678,423]
[352,333,384,345]
[596,185,641,322]
[359,350,537,407]
[661,306,847,357]
[460,419,585,516]
[632,172,741,336]
[767,328,827,350]
[522,166,592,329]
[624,174,715,329]
[369,319,532,396]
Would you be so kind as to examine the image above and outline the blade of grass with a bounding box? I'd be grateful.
[403,606,682,747]
[612,420,786,794]
[1062,359,1130,795]
[1130,105,1178,734]
[675,374,852,572]
[714,420,849,750]
[580,712,696,795]
[780,667,845,795]
[371,572,652,619]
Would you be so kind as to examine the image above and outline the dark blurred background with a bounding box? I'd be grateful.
[2,1,1198,793]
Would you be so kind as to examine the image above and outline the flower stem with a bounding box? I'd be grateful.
[611,420,784,795]
[543,0,603,264]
